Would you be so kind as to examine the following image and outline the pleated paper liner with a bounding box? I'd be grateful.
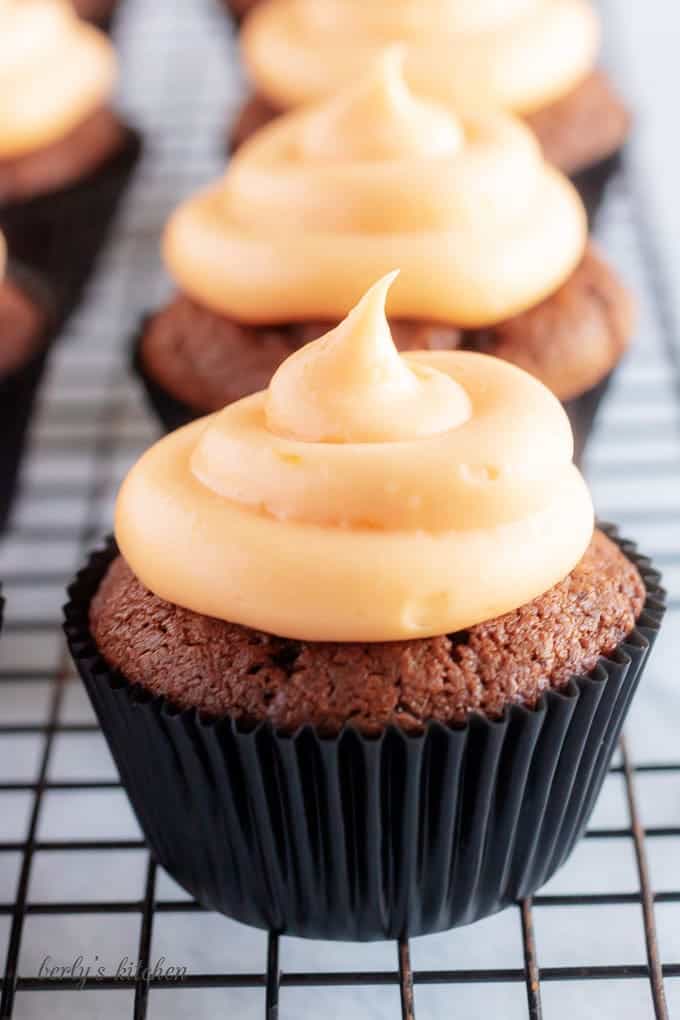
[0,127,141,329]
[64,527,665,941]
[572,150,623,228]
[131,318,614,466]
[0,264,56,532]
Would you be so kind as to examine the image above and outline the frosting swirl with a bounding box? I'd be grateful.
[116,274,594,642]
[242,0,600,116]
[0,0,116,159]
[164,49,586,327]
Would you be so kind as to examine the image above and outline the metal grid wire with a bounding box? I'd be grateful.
[0,1,678,1018]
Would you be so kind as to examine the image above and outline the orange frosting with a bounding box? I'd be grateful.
[116,274,594,643]
[164,50,586,327]
[241,0,600,116]
[0,0,116,159]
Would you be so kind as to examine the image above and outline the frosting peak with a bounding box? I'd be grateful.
[0,0,116,159]
[266,272,471,443]
[116,277,594,643]
[298,47,463,162]
[164,51,586,327]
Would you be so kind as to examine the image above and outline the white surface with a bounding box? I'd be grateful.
[0,1,678,1018]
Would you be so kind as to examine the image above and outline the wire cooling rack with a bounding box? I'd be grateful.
[0,1,679,1018]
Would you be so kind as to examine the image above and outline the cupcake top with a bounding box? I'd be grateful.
[0,0,116,159]
[116,273,594,642]
[165,49,586,327]
[241,0,600,116]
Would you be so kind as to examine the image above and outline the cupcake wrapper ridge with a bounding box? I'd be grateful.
[64,526,665,940]
[0,128,141,328]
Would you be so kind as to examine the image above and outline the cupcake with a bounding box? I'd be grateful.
[136,53,633,462]
[67,274,665,940]
[233,0,630,220]
[0,232,52,531]
[0,0,140,319]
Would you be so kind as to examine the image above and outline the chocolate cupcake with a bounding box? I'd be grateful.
[136,53,633,461]
[0,233,52,531]
[0,0,140,320]
[67,275,665,940]
[233,0,629,221]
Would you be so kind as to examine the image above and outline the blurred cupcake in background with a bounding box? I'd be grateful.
[0,231,53,531]
[233,0,630,220]
[72,0,119,31]
[0,0,140,320]
[135,51,633,462]
[222,0,259,24]
[68,273,665,940]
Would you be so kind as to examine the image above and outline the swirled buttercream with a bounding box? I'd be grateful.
[164,49,586,327]
[241,0,600,116]
[116,273,594,642]
[0,0,116,159]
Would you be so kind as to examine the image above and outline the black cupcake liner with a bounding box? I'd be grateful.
[0,346,49,532]
[64,527,665,941]
[571,150,622,228]
[131,318,198,434]
[0,127,141,327]
[131,316,615,464]
[564,370,613,468]
[0,266,56,532]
